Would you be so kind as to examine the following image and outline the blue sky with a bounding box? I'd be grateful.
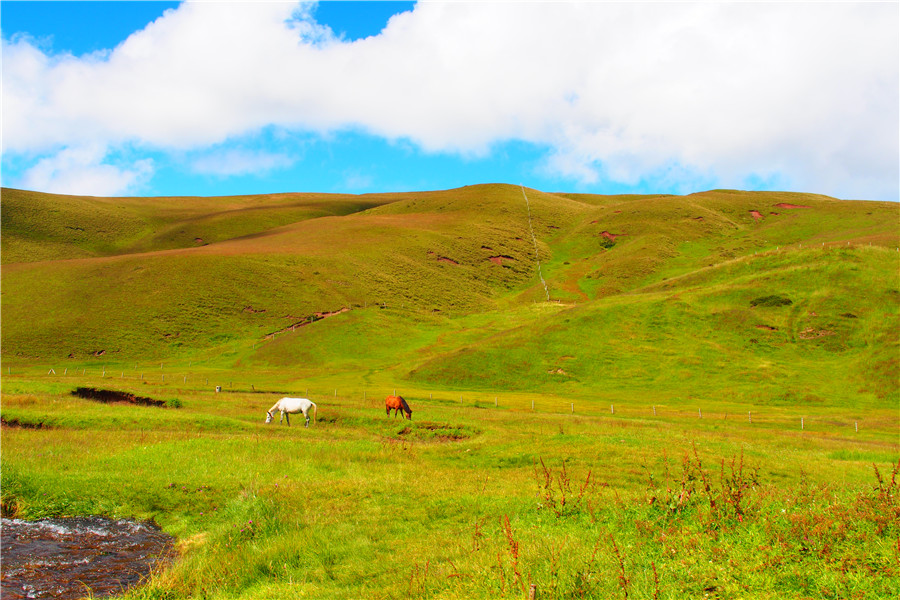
[1,1,897,200]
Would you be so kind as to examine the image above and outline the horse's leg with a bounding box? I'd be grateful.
[304,409,310,428]
[285,412,291,427]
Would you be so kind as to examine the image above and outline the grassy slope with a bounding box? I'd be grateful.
[0,187,390,263]
[2,185,897,399]
[1,184,898,599]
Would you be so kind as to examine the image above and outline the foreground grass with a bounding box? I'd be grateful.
[2,376,897,599]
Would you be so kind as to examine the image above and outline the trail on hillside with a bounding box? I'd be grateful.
[521,186,550,301]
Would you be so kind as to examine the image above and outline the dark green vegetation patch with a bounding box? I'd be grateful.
[750,294,793,307]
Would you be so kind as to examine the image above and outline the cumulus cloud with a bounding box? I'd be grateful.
[2,1,897,199]
[18,144,153,196]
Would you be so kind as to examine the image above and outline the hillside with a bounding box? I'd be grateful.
[1,184,897,407]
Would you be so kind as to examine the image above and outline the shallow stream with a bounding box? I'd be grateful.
[1,516,174,599]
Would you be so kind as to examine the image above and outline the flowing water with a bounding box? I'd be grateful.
[1,516,174,599]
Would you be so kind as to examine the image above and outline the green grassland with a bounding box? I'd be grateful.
[1,184,898,599]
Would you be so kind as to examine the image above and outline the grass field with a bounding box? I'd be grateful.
[1,184,898,598]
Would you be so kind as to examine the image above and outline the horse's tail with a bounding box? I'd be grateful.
[312,402,317,424]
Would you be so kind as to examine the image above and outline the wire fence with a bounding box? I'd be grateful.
[4,366,894,438]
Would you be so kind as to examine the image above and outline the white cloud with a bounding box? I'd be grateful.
[18,145,153,196]
[2,1,897,199]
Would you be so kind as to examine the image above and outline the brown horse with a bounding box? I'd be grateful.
[385,395,412,420]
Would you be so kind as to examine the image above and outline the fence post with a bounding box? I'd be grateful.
[531,399,534,410]
[801,417,804,430]
[698,409,702,419]
[571,403,574,414]
[748,411,752,424]
[855,421,858,433]
[611,404,614,414]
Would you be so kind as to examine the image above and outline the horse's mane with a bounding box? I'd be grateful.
[399,396,411,412]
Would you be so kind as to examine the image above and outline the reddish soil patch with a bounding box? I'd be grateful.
[775,203,811,209]
[243,306,266,314]
[600,231,623,241]
[749,210,763,221]
[427,250,459,265]
[72,387,167,408]
[798,328,834,340]
[489,255,515,266]
[755,325,778,331]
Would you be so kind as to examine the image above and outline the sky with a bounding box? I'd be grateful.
[1,1,897,201]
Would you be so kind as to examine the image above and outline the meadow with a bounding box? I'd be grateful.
[1,185,898,598]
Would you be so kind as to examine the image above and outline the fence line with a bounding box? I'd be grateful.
[7,367,893,435]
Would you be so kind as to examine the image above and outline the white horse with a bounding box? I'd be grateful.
[265,397,317,427]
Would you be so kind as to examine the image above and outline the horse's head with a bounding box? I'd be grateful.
[265,411,273,423]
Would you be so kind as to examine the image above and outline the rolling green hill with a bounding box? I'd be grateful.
[2,184,898,600]
[2,184,897,407]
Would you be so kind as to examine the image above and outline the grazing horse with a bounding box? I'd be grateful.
[265,397,317,427]
[385,395,412,420]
